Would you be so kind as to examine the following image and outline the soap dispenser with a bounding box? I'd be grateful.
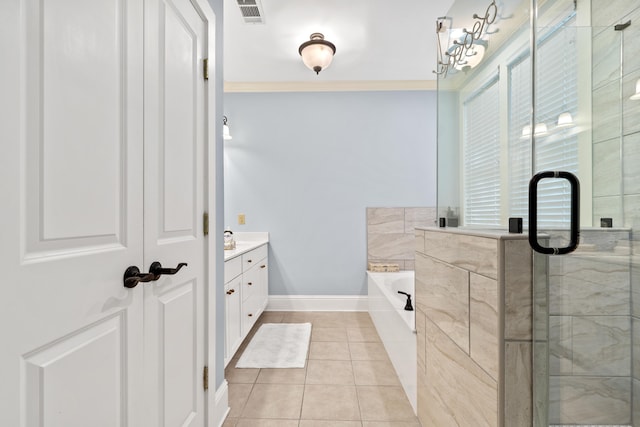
[223,226,236,250]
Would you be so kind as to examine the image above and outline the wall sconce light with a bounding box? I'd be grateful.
[521,123,549,139]
[298,33,336,75]
[223,116,232,140]
[631,79,640,101]
[556,112,574,128]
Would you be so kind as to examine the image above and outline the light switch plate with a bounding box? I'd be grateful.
[238,213,245,225]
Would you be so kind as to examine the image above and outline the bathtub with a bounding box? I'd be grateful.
[367,271,417,414]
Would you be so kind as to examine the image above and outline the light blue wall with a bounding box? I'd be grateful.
[224,90,437,296]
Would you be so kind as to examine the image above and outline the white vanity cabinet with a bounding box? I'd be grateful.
[224,241,268,366]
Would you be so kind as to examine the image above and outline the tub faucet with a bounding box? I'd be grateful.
[397,291,414,311]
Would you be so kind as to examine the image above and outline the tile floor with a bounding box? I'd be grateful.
[223,311,421,427]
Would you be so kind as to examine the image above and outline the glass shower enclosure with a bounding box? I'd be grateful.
[435,0,640,425]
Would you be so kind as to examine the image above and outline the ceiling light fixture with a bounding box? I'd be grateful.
[298,33,336,75]
[223,116,232,140]
[631,79,640,101]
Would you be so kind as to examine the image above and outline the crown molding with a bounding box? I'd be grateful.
[224,80,437,93]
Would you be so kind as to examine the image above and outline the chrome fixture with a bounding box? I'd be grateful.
[223,116,233,140]
[434,1,498,77]
[298,33,336,75]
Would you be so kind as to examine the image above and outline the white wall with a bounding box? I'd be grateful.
[224,90,437,296]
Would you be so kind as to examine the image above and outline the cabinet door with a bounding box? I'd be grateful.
[225,278,242,364]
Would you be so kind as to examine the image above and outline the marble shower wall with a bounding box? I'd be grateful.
[590,2,640,426]
[366,207,436,270]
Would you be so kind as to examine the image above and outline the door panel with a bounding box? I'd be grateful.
[0,0,144,426]
[144,0,207,425]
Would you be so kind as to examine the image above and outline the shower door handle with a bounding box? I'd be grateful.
[528,171,580,255]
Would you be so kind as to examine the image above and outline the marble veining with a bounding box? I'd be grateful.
[469,273,499,380]
[422,231,498,279]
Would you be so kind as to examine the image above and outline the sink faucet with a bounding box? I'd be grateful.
[397,291,414,311]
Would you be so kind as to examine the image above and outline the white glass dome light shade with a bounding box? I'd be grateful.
[298,33,336,75]
[631,78,640,101]
[556,112,574,127]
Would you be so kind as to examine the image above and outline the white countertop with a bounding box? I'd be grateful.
[223,232,269,261]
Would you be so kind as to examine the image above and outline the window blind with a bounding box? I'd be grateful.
[508,16,578,228]
[463,76,501,226]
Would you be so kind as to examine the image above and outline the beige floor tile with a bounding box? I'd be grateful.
[225,365,259,384]
[312,312,352,328]
[345,312,375,328]
[241,384,304,419]
[357,386,417,422]
[228,384,253,418]
[353,360,400,386]
[257,311,286,323]
[306,360,355,385]
[301,385,361,421]
[235,419,299,427]
[349,342,390,361]
[311,327,348,342]
[347,328,381,342]
[361,422,421,427]
[221,417,237,427]
[281,312,316,323]
[308,341,351,360]
[256,367,307,384]
[299,421,363,427]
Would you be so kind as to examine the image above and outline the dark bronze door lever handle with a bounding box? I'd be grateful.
[123,266,157,288]
[149,261,188,279]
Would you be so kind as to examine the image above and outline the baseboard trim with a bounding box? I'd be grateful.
[212,380,230,427]
[266,295,368,311]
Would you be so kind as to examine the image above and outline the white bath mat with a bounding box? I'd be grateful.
[235,323,312,369]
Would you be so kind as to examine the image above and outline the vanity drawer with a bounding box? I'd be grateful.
[224,256,242,283]
[242,244,268,272]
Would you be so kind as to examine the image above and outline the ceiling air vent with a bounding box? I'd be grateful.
[237,0,264,24]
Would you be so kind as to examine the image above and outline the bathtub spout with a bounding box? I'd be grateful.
[397,291,414,311]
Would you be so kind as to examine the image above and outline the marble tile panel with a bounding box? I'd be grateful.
[593,196,624,230]
[548,376,631,425]
[415,253,470,353]
[623,132,640,195]
[416,309,426,376]
[404,260,415,271]
[424,318,498,426]
[504,341,532,427]
[469,273,499,380]
[561,256,630,290]
[417,370,457,427]
[414,230,425,254]
[533,252,549,341]
[572,315,631,376]
[592,26,622,90]
[549,274,630,316]
[504,239,533,340]
[592,0,639,29]
[633,265,640,317]
[593,138,623,197]
[549,316,572,375]
[624,195,640,230]
[622,7,640,75]
[623,70,640,136]
[580,229,632,251]
[634,378,640,426]
[533,342,550,427]
[368,233,415,261]
[367,208,405,234]
[422,231,498,279]
[404,207,437,233]
[593,79,622,144]
[633,316,640,380]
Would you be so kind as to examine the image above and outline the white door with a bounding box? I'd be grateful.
[0,0,146,426]
[0,0,211,425]
[143,0,208,425]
